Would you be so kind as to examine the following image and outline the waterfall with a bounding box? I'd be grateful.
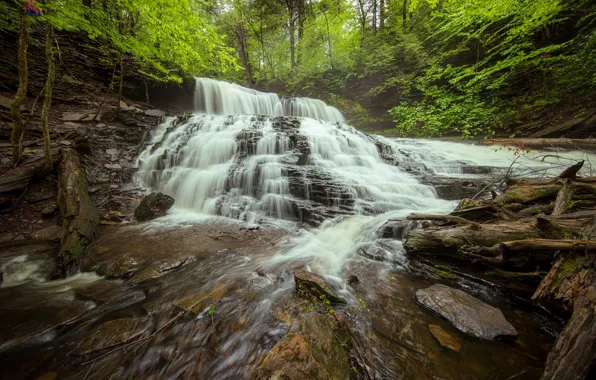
[194,77,345,122]
[138,108,451,226]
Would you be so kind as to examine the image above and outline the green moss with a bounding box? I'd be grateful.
[553,254,585,287]
[430,267,456,279]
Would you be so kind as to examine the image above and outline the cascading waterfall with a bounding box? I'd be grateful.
[194,77,345,122]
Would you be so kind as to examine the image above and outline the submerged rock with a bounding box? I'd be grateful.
[416,284,517,340]
[76,318,152,355]
[257,312,352,380]
[134,192,175,221]
[429,324,461,352]
[294,268,344,304]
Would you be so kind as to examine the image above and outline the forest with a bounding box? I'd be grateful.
[2,0,595,146]
[1,1,596,380]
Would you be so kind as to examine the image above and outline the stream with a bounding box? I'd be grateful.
[2,78,594,379]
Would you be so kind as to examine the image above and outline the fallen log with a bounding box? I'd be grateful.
[403,221,537,255]
[53,149,99,278]
[552,180,575,216]
[406,213,474,225]
[449,205,496,222]
[532,252,596,380]
[460,239,596,266]
[0,149,59,193]
[494,184,562,206]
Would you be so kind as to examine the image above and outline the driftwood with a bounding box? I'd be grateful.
[450,205,496,222]
[53,149,99,278]
[0,149,59,193]
[558,160,584,180]
[406,213,474,225]
[551,180,575,216]
[532,252,596,380]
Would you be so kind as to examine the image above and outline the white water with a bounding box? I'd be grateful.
[138,80,596,276]
[194,77,345,122]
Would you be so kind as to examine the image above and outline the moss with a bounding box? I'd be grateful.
[430,267,456,279]
[553,254,585,287]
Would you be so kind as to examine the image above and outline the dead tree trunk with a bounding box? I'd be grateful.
[533,252,596,380]
[10,7,29,165]
[552,180,576,216]
[53,149,99,278]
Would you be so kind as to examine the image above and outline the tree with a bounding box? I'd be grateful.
[10,2,29,165]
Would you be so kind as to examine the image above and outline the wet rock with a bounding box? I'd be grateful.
[40,203,58,217]
[127,257,192,284]
[106,148,119,161]
[173,285,228,314]
[76,318,152,355]
[134,192,175,221]
[347,275,359,285]
[429,324,461,352]
[294,268,344,304]
[32,225,62,242]
[145,109,165,118]
[257,312,351,380]
[416,284,517,340]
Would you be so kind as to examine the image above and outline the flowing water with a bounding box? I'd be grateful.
[4,78,595,379]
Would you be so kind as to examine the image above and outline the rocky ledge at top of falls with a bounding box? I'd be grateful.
[416,284,518,340]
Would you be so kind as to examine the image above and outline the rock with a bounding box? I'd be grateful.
[32,225,62,242]
[61,112,97,122]
[40,203,58,217]
[294,268,344,304]
[106,148,119,161]
[429,324,461,352]
[128,257,192,284]
[134,192,175,221]
[416,284,517,340]
[104,163,122,170]
[144,109,165,118]
[257,312,352,380]
[347,275,359,285]
[76,318,152,355]
[119,100,128,109]
[0,95,25,111]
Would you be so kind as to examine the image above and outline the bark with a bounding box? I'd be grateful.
[287,0,296,68]
[379,0,385,30]
[0,149,60,194]
[449,205,496,222]
[10,7,29,165]
[403,221,537,254]
[116,53,124,117]
[461,239,596,266]
[297,0,305,64]
[144,78,150,104]
[40,21,55,171]
[559,160,584,180]
[406,213,475,225]
[235,23,253,87]
[54,149,99,278]
[532,253,596,380]
[552,180,576,216]
[402,0,408,25]
[372,0,377,31]
[495,184,562,205]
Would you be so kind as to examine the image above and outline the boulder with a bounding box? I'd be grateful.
[134,192,175,221]
[294,268,345,304]
[76,318,152,355]
[257,312,352,380]
[429,324,461,352]
[416,284,517,340]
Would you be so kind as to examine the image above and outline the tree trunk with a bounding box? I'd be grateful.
[0,149,60,194]
[236,22,253,87]
[287,0,296,69]
[379,0,385,30]
[321,9,334,70]
[402,0,408,25]
[53,149,99,278]
[10,7,29,165]
[41,21,55,170]
[116,52,124,117]
[297,0,305,65]
[144,78,150,104]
